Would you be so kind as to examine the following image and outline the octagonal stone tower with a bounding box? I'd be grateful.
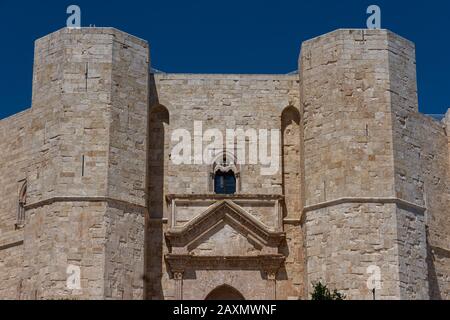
[21,28,149,299]
[300,29,430,299]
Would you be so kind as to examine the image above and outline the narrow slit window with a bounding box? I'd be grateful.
[81,155,85,177]
[16,182,27,229]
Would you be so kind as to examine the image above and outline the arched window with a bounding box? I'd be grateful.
[211,152,239,194]
[16,181,27,229]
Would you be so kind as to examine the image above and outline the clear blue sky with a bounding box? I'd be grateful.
[0,0,449,119]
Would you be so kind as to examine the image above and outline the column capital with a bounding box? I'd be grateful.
[173,271,184,280]
[266,271,277,281]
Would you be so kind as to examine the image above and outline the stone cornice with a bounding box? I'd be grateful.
[166,194,284,202]
[283,218,302,225]
[24,196,147,212]
[429,245,450,258]
[165,254,285,272]
[0,231,24,251]
[303,197,426,215]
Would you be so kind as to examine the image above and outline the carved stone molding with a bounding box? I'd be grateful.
[166,254,285,272]
[165,200,285,249]
[166,194,284,202]
[164,196,287,299]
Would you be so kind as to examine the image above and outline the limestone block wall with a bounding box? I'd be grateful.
[21,202,107,299]
[279,223,305,299]
[305,203,401,299]
[9,28,149,299]
[388,33,423,206]
[300,29,430,299]
[154,74,300,197]
[384,107,450,299]
[0,111,31,232]
[108,32,149,207]
[384,30,449,298]
[419,115,450,255]
[422,113,450,299]
[0,110,32,299]
[0,26,448,300]
[28,29,112,203]
[147,74,304,300]
[0,237,23,299]
[395,205,428,299]
[300,29,396,204]
[300,29,397,299]
[386,31,430,299]
[103,31,149,300]
[104,203,145,300]
[304,202,428,299]
[146,220,167,299]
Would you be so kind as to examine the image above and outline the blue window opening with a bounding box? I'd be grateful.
[214,171,236,195]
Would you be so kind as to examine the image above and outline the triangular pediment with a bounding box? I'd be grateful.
[165,200,285,249]
[189,222,261,256]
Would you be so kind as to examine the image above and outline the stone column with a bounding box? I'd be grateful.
[174,271,184,300]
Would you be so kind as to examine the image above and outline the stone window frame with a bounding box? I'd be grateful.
[209,151,241,194]
[15,180,27,229]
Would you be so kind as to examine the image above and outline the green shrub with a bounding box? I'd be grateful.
[311,281,345,300]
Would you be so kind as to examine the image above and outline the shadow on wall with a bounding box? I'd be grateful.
[281,105,301,219]
[426,226,442,300]
[145,74,169,300]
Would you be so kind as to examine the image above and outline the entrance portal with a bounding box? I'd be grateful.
[205,285,245,300]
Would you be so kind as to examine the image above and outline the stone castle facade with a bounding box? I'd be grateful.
[0,27,449,300]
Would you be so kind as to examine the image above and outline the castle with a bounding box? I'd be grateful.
[0,27,449,300]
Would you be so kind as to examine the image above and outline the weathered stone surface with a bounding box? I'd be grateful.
[0,27,448,300]
[1,28,148,300]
